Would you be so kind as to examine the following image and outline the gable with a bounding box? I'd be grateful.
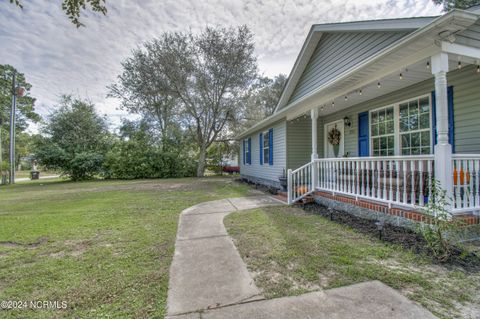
[283,31,410,107]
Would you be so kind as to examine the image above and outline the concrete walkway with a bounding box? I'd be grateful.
[166,196,437,319]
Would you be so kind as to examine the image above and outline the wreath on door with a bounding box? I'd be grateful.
[328,125,341,146]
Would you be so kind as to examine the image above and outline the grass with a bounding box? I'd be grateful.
[224,205,480,319]
[0,177,253,318]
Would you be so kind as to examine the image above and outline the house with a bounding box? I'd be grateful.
[238,7,480,221]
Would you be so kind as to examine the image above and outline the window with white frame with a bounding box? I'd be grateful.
[263,131,270,164]
[399,96,431,155]
[371,106,395,156]
[369,94,431,156]
[244,138,250,164]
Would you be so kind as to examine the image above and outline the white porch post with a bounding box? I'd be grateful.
[311,108,319,190]
[311,108,319,161]
[431,52,453,207]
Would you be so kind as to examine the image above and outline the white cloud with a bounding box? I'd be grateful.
[0,0,442,132]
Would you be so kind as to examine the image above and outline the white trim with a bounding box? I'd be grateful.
[441,41,480,61]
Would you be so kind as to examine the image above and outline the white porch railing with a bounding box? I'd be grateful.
[287,161,316,204]
[315,156,434,208]
[452,154,480,213]
[288,155,435,208]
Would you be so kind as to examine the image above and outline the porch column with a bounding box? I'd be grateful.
[311,108,319,161]
[431,52,453,206]
[311,108,319,190]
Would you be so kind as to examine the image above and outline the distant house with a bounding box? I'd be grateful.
[238,7,480,221]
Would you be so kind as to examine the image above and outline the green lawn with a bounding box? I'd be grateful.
[225,206,480,319]
[0,177,253,318]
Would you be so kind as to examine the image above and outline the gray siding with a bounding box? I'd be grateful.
[455,20,480,49]
[287,31,409,105]
[286,116,323,170]
[240,120,287,186]
[321,65,480,156]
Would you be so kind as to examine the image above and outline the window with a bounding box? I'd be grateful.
[371,106,395,156]
[244,138,251,165]
[399,96,431,155]
[369,95,431,156]
[263,131,270,164]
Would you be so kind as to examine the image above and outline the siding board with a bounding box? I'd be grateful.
[455,20,480,48]
[240,120,287,185]
[287,31,410,104]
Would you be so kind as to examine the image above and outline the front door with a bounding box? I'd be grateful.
[325,120,345,158]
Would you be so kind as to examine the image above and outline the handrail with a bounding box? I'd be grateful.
[452,154,480,159]
[314,155,434,162]
[291,161,315,174]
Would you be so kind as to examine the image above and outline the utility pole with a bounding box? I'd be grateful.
[9,71,17,184]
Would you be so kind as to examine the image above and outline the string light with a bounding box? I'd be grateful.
[399,73,403,80]
[477,65,480,73]
[377,81,381,88]
[320,105,324,111]
[359,89,363,96]
[332,101,335,107]
[344,95,348,101]
[426,61,430,69]
[458,61,462,69]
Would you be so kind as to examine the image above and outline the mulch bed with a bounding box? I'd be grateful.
[302,202,480,273]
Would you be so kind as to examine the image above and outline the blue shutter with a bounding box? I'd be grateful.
[268,128,273,165]
[259,133,263,165]
[358,112,369,157]
[431,90,437,146]
[247,137,251,164]
[431,86,454,152]
[242,139,245,165]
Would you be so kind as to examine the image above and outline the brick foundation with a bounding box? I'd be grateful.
[314,191,479,226]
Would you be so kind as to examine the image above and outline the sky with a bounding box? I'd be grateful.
[0,0,443,132]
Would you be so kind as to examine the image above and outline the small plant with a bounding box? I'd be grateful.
[418,180,465,262]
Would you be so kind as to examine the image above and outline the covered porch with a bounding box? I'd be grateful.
[286,13,480,215]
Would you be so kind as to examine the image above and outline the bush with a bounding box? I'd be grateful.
[417,180,465,261]
[103,141,196,179]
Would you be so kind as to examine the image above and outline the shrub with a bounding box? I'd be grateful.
[103,141,196,179]
[418,180,465,261]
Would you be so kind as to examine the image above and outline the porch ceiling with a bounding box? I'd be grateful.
[308,58,466,118]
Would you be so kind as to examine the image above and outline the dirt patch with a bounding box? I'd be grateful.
[303,203,480,273]
[49,240,90,258]
[0,236,48,248]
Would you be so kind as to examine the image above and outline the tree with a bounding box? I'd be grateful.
[35,95,110,180]
[0,65,40,172]
[432,0,480,11]
[112,26,258,177]
[241,74,287,130]
[9,0,107,27]
[108,48,179,151]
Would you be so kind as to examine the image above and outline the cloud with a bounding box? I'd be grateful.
[0,0,442,132]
